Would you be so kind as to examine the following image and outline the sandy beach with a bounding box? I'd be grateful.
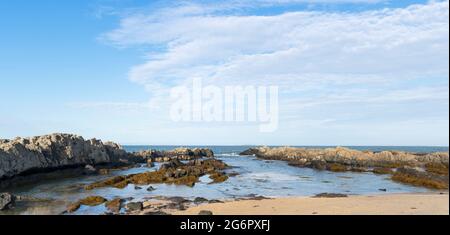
[175,193,449,215]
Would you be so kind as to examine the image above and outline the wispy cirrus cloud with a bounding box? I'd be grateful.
[101,0,448,93]
[87,0,449,144]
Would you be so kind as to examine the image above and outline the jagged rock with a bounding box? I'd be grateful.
[133,148,214,162]
[392,167,449,189]
[166,203,186,210]
[85,159,229,190]
[126,202,143,211]
[209,199,224,204]
[78,196,107,206]
[209,172,229,184]
[168,197,191,204]
[240,146,449,170]
[67,203,81,213]
[105,198,124,213]
[66,196,107,213]
[0,193,15,210]
[0,134,141,180]
[239,148,259,156]
[194,197,209,204]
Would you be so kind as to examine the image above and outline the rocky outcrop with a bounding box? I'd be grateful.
[85,158,229,190]
[133,148,214,162]
[0,193,15,210]
[0,134,217,182]
[105,198,124,213]
[66,196,108,213]
[240,146,449,189]
[392,167,449,189]
[240,146,449,168]
[0,133,142,180]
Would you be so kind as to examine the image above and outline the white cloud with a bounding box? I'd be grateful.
[103,0,448,94]
[92,0,449,144]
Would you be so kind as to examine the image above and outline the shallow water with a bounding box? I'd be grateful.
[1,146,441,215]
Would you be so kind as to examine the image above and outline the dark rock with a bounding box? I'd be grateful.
[67,203,81,213]
[166,203,186,210]
[134,186,142,190]
[144,211,171,215]
[168,197,190,204]
[198,210,213,215]
[105,198,124,213]
[133,148,214,161]
[250,196,269,201]
[378,188,387,192]
[392,167,449,189]
[194,197,209,204]
[126,202,143,211]
[147,186,156,191]
[228,172,240,177]
[0,193,15,211]
[209,171,229,184]
[85,158,229,190]
[309,160,327,170]
[373,168,394,175]
[147,160,155,168]
[239,148,259,156]
[313,193,348,198]
[160,159,183,171]
[208,199,224,204]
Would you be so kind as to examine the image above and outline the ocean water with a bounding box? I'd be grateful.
[125,145,449,155]
[1,146,446,215]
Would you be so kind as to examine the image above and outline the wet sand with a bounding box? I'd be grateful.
[175,193,449,215]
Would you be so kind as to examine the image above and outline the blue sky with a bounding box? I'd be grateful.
[0,0,448,146]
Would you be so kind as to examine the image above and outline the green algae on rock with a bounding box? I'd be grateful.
[85,159,230,190]
[391,167,449,190]
[240,146,449,189]
[424,163,449,176]
[67,196,108,213]
[372,167,394,175]
[209,171,229,184]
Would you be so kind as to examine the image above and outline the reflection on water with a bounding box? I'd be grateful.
[1,153,432,215]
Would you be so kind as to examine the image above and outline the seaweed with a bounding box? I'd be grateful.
[372,168,394,175]
[425,163,449,176]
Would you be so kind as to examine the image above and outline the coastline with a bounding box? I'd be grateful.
[174,192,449,215]
[1,134,448,215]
